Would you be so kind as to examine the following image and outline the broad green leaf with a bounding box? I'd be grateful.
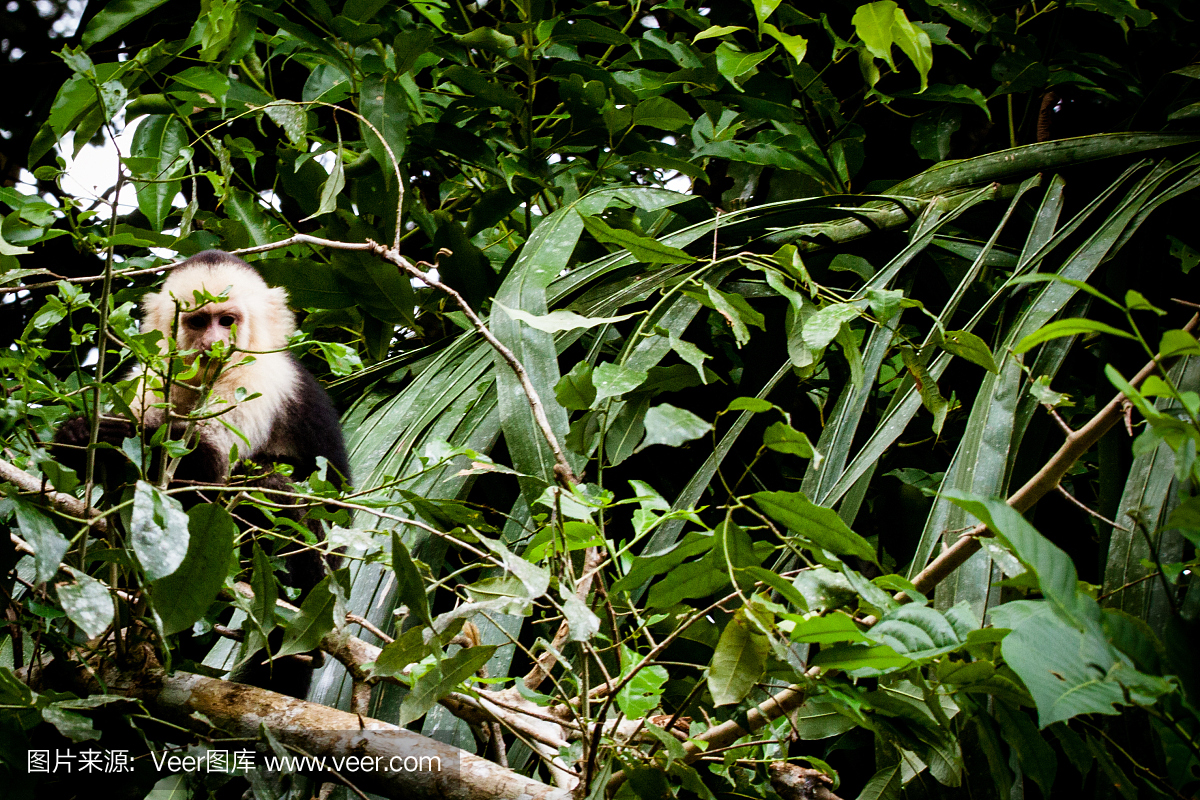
[400,644,497,725]
[990,601,1171,727]
[393,532,433,630]
[579,213,696,264]
[617,646,669,718]
[890,7,933,91]
[130,480,189,582]
[869,605,962,660]
[149,505,235,635]
[592,361,648,405]
[129,115,190,231]
[1014,318,1135,353]
[714,43,776,85]
[13,498,68,584]
[941,492,1092,627]
[752,0,783,25]
[853,1,901,70]
[263,101,307,147]
[81,0,172,47]
[637,404,712,450]
[374,626,430,678]
[788,612,867,644]
[802,303,859,349]
[277,576,338,657]
[496,302,636,332]
[762,421,821,465]
[939,330,999,374]
[250,542,277,635]
[994,701,1057,797]
[1160,329,1200,357]
[300,141,345,221]
[360,75,409,188]
[556,361,596,411]
[810,642,910,672]
[762,23,808,63]
[632,97,691,131]
[708,605,770,706]
[692,25,748,43]
[560,583,601,642]
[751,491,878,563]
[57,568,114,639]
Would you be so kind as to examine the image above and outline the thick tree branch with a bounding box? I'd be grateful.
[25,652,568,800]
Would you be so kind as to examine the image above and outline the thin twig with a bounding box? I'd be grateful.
[1056,484,1128,531]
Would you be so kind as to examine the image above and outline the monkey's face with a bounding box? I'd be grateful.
[179,303,244,379]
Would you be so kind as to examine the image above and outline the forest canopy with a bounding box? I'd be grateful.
[1,1,1199,799]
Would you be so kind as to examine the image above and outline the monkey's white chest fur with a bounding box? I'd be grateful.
[129,351,301,478]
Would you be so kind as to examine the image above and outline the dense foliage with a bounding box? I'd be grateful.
[1,1,1200,799]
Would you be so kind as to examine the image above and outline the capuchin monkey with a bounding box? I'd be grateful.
[53,250,351,695]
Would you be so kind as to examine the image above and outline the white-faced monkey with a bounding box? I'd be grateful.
[54,250,352,693]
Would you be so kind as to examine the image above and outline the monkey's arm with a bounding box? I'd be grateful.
[52,415,228,486]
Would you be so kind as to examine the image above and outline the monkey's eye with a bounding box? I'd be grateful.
[184,315,208,330]
[219,315,237,328]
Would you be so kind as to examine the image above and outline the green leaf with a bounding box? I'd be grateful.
[617,646,669,718]
[714,43,776,85]
[890,7,933,91]
[994,701,1057,797]
[750,491,878,563]
[129,115,190,232]
[149,505,235,635]
[579,213,696,264]
[81,0,172,47]
[130,481,189,582]
[708,605,770,706]
[941,492,1091,627]
[263,101,308,148]
[360,75,409,188]
[392,532,433,630]
[1159,329,1200,358]
[990,601,1172,727]
[762,421,821,464]
[592,361,648,405]
[940,330,999,373]
[802,303,859,349]
[374,626,429,678]
[788,612,868,644]
[900,347,951,434]
[810,642,910,672]
[762,23,808,64]
[692,25,749,43]
[853,0,901,70]
[870,605,962,660]
[57,568,114,639]
[496,301,636,332]
[632,97,691,131]
[752,0,783,25]
[250,542,277,635]
[400,644,497,725]
[1015,318,1135,353]
[300,142,345,221]
[12,498,68,584]
[556,361,597,411]
[637,404,712,450]
[277,576,338,657]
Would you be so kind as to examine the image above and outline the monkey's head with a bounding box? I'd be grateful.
[142,251,295,372]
